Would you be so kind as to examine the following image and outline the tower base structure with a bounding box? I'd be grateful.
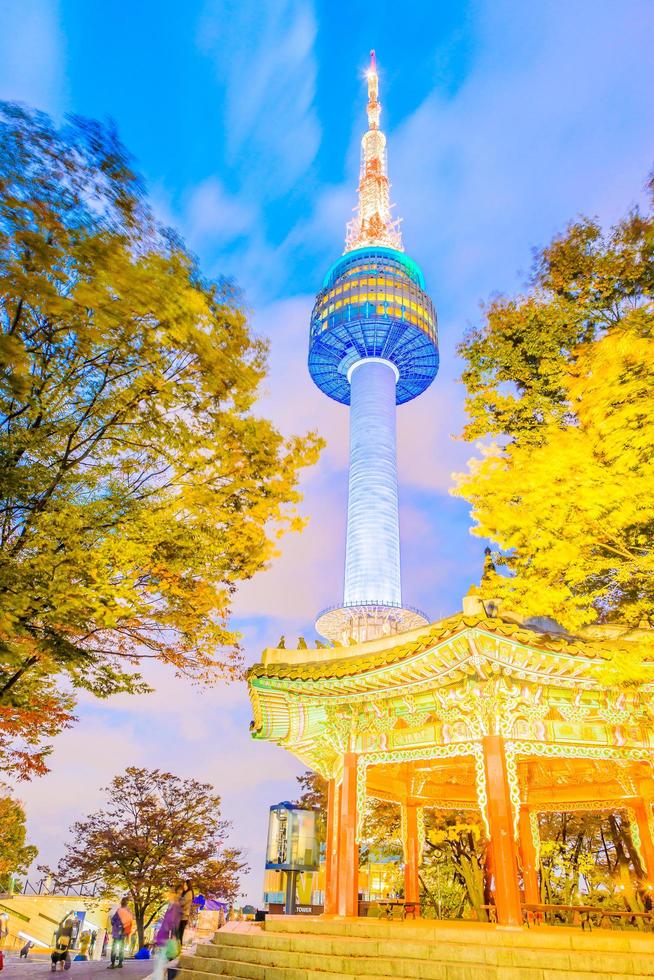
[315,600,428,645]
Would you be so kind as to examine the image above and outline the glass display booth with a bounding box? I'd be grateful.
[265,803,319,914]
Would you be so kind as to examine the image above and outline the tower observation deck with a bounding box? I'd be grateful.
[309,52,439,644]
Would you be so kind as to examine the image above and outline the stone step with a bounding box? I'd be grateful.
[206,924,654,974]
[178,955,500,980]
[193,945,452,978]
[178,959,652,980]
[176,919,654,980]
[264,915,654,952]
[195,936,654,980]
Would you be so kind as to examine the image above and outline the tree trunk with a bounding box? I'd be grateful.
[135,912,145,950]
[459,853,486,921]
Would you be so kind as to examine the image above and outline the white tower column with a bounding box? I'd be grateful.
[344,358,401,607]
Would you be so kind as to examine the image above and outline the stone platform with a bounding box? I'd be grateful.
[177,914,654,980]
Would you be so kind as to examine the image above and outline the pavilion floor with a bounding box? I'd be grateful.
[177,915,654,980]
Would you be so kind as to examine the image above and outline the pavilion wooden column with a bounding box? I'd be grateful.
[337,752,359,916]
[402,803,421,911]
[324,778,340,915]
[482,735,522,927]
[633,800,654,884]
[518,806,540,904]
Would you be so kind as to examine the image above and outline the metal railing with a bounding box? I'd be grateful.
[20,878,101,898]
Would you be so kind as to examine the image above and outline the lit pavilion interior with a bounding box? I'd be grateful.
[248,590,654,926]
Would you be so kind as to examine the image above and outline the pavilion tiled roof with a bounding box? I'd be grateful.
[246,612,608,683]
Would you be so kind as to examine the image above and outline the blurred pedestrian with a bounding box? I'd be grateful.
[152,888,181,980]
[107,896,135,969]
[51,917,74,972]
[178,880,194,944]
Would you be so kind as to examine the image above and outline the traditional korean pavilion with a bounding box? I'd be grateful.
[248,593,654,926]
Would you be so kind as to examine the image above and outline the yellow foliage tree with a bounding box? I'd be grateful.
[0,790,36,889]
[0,104,322,776]
[454,184,653,630]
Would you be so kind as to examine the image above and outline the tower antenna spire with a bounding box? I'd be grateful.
[345,50,402,252]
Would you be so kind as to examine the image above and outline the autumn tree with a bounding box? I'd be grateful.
[294,770,328,810]
[43,767,247,947]
[454,184,653,630]
[0,788,37,890]
[0,103,321,777]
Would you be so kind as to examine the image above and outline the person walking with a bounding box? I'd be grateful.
[108,896,134,969]
[51,917,74,972]
[152,888,181,980]
[178,880,194,945]
[19,940,33,959]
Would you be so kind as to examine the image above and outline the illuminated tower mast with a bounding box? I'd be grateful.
[309,52,439,644]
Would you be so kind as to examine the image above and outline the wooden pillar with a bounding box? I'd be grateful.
[337,752,359,916]
[633,800,654,883]
[518,806,540,905]
[324,778,340,914]
[403,803,421,909]
[483,735,522,927]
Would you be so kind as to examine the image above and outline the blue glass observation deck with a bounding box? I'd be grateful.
[308,246,439,405]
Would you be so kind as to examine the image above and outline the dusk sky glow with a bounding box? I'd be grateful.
[2,0,653,903]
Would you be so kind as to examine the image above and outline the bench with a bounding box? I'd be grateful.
[523,903,596,930]
[597,909,654,931]
[375,899,419,920]
[522,903,654,931]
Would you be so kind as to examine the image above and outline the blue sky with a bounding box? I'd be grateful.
[2,0,653,904]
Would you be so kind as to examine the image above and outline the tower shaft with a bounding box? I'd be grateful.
[344,359,401,607]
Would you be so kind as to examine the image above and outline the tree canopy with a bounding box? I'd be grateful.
[0,103,321,777]
[454,183,653,630]
[294,769,328,810]
[43,766,247,947]
[0,789,37,890]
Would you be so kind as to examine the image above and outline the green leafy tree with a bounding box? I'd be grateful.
[0,103,322,777]
[42,767,248,947]
[423,811,488,919]
[454,184,653,629]
[538,810,645,912]
[0,789,37,890]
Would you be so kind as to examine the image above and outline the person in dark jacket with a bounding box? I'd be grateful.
[178,881,194,945]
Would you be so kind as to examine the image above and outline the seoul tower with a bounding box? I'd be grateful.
[310,52,439,644]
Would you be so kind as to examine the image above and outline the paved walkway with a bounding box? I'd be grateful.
[0,958,153,979]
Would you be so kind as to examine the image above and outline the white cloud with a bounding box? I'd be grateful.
[184,177,257,246]
[0,0,67,114]
[388,0,654,313]
[197,0,320,196]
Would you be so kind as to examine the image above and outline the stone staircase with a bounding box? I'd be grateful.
[177,915,654,980]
